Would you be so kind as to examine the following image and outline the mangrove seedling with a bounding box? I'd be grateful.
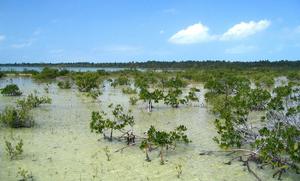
[103,146,111,161]
[17,167,34,181]
[139,88,164,112]
[5,139,23,160]
[129,97,138,105]
[1,84,22,96]
[175,163,183,178]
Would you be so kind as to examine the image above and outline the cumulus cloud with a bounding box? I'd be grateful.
[0,35,5,42]
[169,20,270,45]
[221,20,270,40]
[169,23,215,44]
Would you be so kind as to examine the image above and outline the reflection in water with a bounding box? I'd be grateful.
[0,77,298,180]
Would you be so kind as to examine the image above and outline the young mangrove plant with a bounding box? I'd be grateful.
[140,125,190,164]
[90,104,134,141]
[17,167,34,181]
[0,106,33,128]
[103,146,112,161]
[1,84,22,96]
[139,88,164,112]
[57,80,71,89]
[17,93,52,110]
[204,73,300,180]
[75,72,101,92]
[5,138,23,160]
[122,87,137,94]
[129,96,138,105]
[111,76,130,87]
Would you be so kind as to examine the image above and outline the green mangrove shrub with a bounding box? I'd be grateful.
[139,88,164,112]
[140,125,190,164]
[0,106,33,128]
[205,73,300,180]
[17,93,52,110]
[122,87,137,94]
[1,84,22,96]
[90,104,134,141]
[75,72,100,92]
[57,80,71,89]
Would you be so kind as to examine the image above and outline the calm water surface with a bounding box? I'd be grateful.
[0,76,298,180]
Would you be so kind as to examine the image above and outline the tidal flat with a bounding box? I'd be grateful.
[0,76,298,181]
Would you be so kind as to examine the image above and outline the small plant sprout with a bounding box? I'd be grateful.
[5,138,24,160]
[103,146,111,161]
[175,163,183,178]
[17,167,34,181]
[129,97,138,105]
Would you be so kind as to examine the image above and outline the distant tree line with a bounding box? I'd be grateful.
[1,60,300,70]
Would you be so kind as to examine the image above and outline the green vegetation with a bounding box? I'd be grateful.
[0,71,5,78]
[5,139,23,160]
[0,106,33,128]
[90,104,134,141]
[111,76,130,87]
[57,80,71,89]
[75,72,101,92]
[0,93,51,128]
[204,73,300,180]
[122,87,137,94]
[139,88,164,112]
[33,67,69,81]
[140,125,190,164]
[17,93,52,110]
[1,84,22,96]
[17,167,34,181]
[129,96,138,105]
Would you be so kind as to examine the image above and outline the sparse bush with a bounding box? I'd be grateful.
[1,84,22,96]
[17,93,52,110]
[129,97,138,105]
[122,87,137,94]
[5,139,23,160]
[17,167,34,181]
[0,71,5,78]
[0,106,33,128]
[75,73,100,92]
[57,80,71,89]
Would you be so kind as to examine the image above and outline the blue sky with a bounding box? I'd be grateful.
[0,0,299,63]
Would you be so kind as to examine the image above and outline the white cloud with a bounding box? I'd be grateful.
[221,20,270,40]
[225,45,257,54]
[0,35,5,42]
[11,38,35,48]
[159,30,165,34]
[169,23,215,44]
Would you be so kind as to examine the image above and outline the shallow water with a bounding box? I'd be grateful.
[0,77,298,181]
